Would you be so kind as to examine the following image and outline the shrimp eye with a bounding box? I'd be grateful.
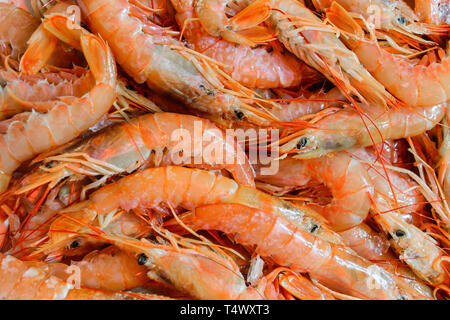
[234,110,245,120]
[297,137,309,149]
[137,253,148,265]
[45,162,55,169]
[397,16,406,24]
[70,240,80,249]
[395,230,406,237]
[125,84,135,91]
[310,224,319,233]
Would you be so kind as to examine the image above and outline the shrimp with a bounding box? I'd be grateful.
[5,183,81,257]
[354,147,449,287]
[42,166,343,258]
[0,14,117,193]
[180,203,423,299]
[84,231,273,300]
[0,253,161,299]
[327,2,450,108]
[0,2,39,59]
[78,0,275,124]
[45,246,151,291]
[416,0,450,24]
[0,67,94,120]
[338,222,433,298]
[280,101,446,159]
[255,153,373,231]
[170,0,321,89]
[244,0,394,108]
[312,0,436,38]
[12,112,255,197]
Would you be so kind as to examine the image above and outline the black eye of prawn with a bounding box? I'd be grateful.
[234,110,245,120]
[395,229,406,237]
[138,253,148,265]
[310,224,319,233]
[70,240,80,249]
[397,16,406,24]
[297,137,309,149]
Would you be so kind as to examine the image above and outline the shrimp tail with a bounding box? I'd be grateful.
[223,0,274,46]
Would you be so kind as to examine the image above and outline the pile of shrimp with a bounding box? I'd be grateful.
[0,0,449,300]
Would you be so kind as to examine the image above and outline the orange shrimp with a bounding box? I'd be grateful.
[0,2,39,59]
[0,14,117,193]
[44,246,151,291]
[180,203,423,299]
[90,231,271,300]
[337,222,433,298]
[256,154,373,231]
[312,0,437,38]
[249,0,394,107]
[281,102,446,159]
[78,0,274,124]
[0,253,163,299]
[354,147,449,287]
[34,204,152,260]
[42,166,342,259]
[327,2,450,108]
[171,0,321,88]
[11,112,255,197]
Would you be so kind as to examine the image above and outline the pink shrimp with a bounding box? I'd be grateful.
[77,0,275,124]
[337,222,433,298]
[11,112,255,197]
[180,203,424,299]
[170,0,321,89]
[327,2,450,108]
[281,101,446,159]
[41,165,343,261]
[354,147,449,287]
[0,2,39,59]
[43,246,151,291]
[0,253,165,299]
[0,14,117,193]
